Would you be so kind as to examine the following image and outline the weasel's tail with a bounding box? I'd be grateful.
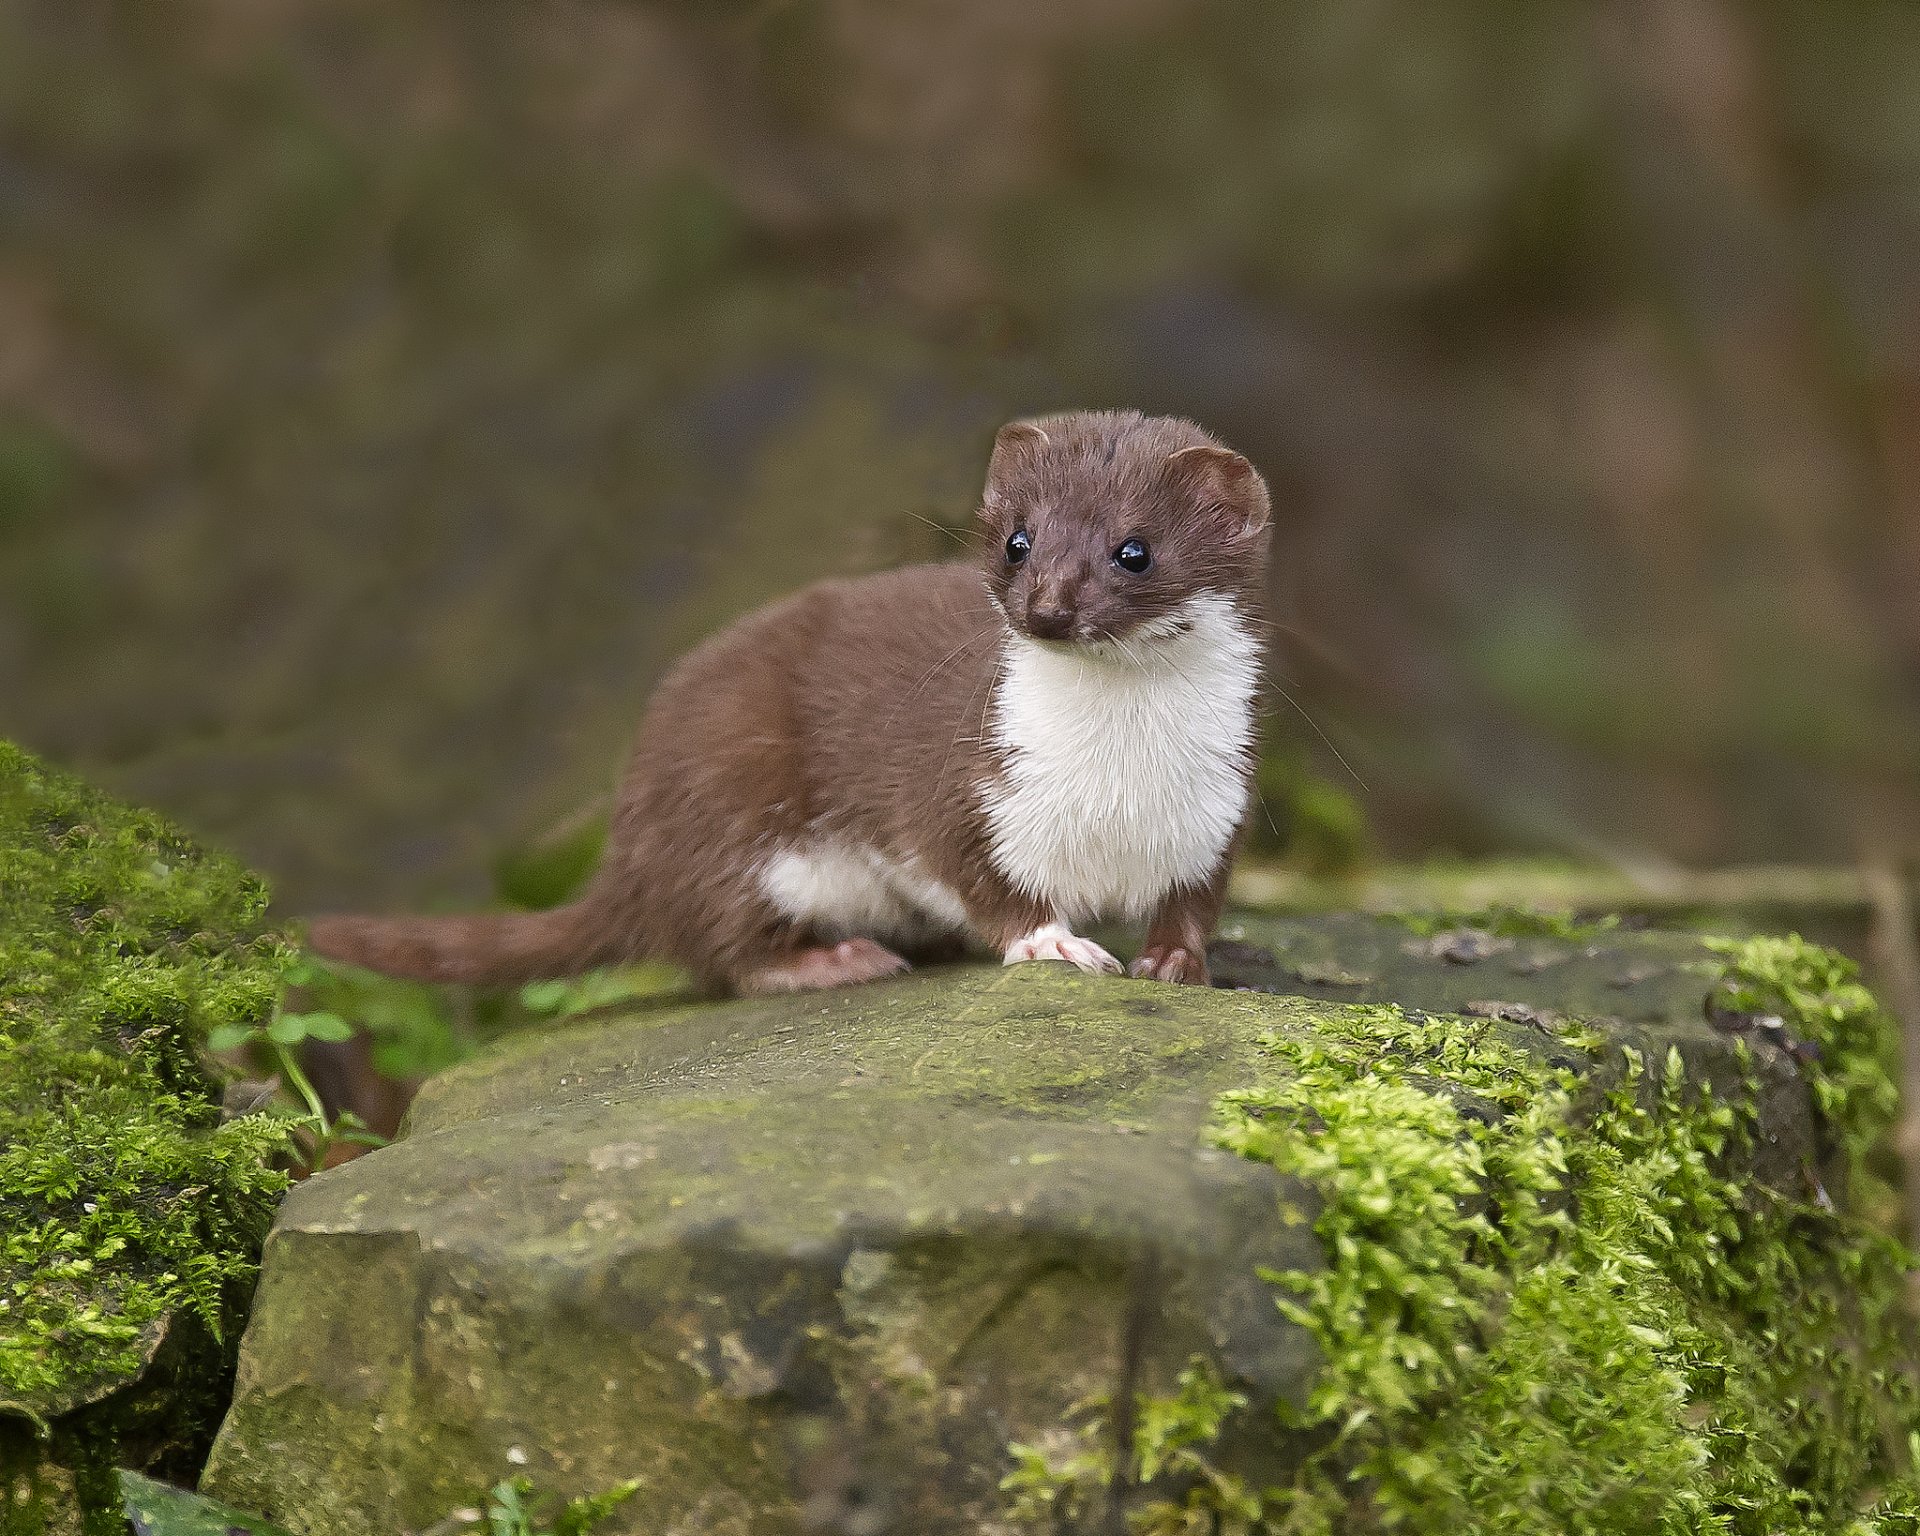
[305,888,630,985]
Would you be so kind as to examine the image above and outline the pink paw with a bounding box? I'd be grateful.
[742,938,910,995]
[1003,923,1123,976]
[1128,945,1210,986]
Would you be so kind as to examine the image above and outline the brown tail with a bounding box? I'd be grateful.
[304,889,630,986]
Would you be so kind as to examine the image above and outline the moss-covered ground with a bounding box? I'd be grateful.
[1,741,291,1533]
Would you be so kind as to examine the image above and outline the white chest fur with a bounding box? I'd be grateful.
[979,593,1260,923]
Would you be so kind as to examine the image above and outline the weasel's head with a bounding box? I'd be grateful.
[976,410,1270,652]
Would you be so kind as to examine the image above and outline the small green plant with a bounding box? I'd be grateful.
[208,959,386,1169]
[279,815,688,1099]
[119,1468,643,1536]
[281,949,689,1102]
[453,1475,642,1536]
[1000,1361,1259,1533]
[119,1469,295,1535]
[1134,1359,1247,1482]
[293,951,470,1079]
[519,962,688,1020]
[1001,1416,1112,1526]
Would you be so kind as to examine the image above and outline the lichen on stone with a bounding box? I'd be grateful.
[0,740,291,1502]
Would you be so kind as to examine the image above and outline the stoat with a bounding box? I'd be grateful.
[308,409,1270,995]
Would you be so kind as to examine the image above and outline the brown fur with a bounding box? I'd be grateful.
[306,409,1271,993]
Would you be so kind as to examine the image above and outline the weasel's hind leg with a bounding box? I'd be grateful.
[737,937,910,996]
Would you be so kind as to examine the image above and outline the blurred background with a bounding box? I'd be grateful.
[4,0,1920,918]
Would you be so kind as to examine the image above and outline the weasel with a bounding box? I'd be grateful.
[308,409,1271,995]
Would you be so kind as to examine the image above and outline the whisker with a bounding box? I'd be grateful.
[901,509,984,549]
[1241,615,1368,683]
[936,636,1006,804]
[881,623,1000,736]
[1254,784,1282,842]
[1111,634,1151,677]
[1268,679,1369,793]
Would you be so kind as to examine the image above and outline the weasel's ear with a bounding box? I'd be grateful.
[1165,444,1269,540]
[987,419,1051,485]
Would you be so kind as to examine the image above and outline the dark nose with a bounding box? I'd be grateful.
[1026,599,1077,639]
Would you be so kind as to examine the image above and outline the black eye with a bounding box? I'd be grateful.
[1005,529,1031,565]
[1114,537,1151,574]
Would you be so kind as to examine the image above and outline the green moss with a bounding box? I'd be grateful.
[1006,938,1920,1532]
[1239,948,1920,1532]
[1391,902,1621,944]
[1000,1358,1260,1532]
[0,741,292,1524]
[1704,933,1897,1176]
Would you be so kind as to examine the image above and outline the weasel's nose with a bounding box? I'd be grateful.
[1025,598,1077,640]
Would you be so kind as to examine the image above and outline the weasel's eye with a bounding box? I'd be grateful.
[1114,537,1151,574]
[1005,529,1031,566]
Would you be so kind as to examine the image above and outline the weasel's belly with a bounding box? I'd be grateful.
[979,610,1258,924]
[758,841,969,945]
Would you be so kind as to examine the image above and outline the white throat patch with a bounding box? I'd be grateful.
[979,592,1260,923]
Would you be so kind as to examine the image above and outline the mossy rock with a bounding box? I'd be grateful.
[203,919,1917,1533]
[0,743,292,1536]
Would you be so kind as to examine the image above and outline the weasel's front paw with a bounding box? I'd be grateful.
[1128,945,1210,986]
[1004,923,1123,976]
